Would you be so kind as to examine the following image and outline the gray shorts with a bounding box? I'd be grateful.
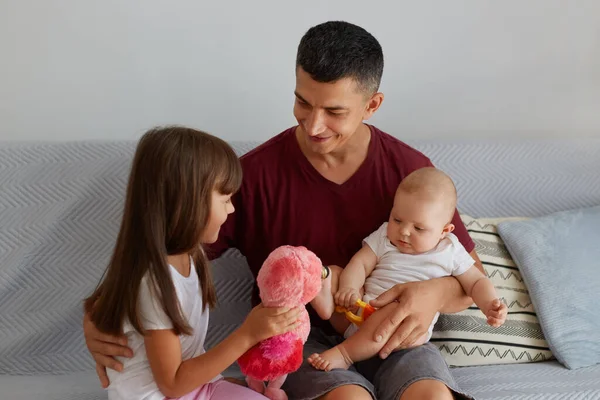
[282,328,474,400]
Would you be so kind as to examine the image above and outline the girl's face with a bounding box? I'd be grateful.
[202,190,234,244]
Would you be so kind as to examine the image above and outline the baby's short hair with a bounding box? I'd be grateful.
[397,167,457,222]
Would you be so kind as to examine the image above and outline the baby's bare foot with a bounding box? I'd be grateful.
[307,346,353,371]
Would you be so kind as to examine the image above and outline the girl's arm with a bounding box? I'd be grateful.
[335,244,378,307]
[145,305,301,398]
[145,327,249,398]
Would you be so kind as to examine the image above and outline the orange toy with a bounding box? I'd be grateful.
[335,299,376,326]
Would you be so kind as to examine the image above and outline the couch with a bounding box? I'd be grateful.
[1,138,599,399]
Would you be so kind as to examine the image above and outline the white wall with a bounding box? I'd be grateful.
[1,0,599,142]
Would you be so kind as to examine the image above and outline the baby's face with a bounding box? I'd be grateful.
[386,191,453,254]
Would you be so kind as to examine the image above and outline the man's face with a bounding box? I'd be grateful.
[293,67,379,155]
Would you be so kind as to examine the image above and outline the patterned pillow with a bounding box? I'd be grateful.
[430,214,553,367]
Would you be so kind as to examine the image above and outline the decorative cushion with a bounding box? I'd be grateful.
[498,206,600,370]
[431,215,553,366]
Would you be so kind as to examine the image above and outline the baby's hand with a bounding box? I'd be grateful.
[334,287,361,309]
[486,299,507,327]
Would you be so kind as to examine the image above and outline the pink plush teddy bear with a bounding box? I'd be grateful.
[237,245,326,400]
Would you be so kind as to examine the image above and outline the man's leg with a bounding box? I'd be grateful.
[400,380,453,400]
[356,343,474,400]
[282,328,376,400]
[317,384,372,400]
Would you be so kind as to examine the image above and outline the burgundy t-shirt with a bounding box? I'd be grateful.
[208,125,474,329]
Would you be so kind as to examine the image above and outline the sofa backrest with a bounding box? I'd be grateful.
[1,138,599,375]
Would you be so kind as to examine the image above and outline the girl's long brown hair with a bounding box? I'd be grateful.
[84,126,242,336]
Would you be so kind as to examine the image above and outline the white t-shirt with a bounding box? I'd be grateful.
[107,259,218,400]
[348,222,474,340]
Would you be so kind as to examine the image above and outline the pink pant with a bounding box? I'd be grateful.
[166,379,268,400]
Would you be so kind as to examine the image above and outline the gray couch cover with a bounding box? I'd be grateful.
[1,138,599,399]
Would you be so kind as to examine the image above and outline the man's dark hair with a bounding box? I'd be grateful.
[296,21,384,94]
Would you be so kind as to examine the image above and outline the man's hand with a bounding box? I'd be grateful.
[369,280,442,358]
[83,312,132,388]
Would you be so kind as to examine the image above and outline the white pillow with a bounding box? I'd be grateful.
[431,215,553,367]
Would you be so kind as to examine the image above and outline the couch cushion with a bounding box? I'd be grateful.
[498,206,600,369]
[3,361,600,400]
[0,371,105,400]
[431,215,553,366]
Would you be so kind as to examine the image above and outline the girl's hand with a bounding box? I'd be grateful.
[334,287,361,309]
[239,304,303,344]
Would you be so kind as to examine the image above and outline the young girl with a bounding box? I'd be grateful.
[84,126,302,400]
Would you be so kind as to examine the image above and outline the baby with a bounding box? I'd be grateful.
[309,167,507,371]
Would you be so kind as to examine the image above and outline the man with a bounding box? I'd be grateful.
[84,21,481,399]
